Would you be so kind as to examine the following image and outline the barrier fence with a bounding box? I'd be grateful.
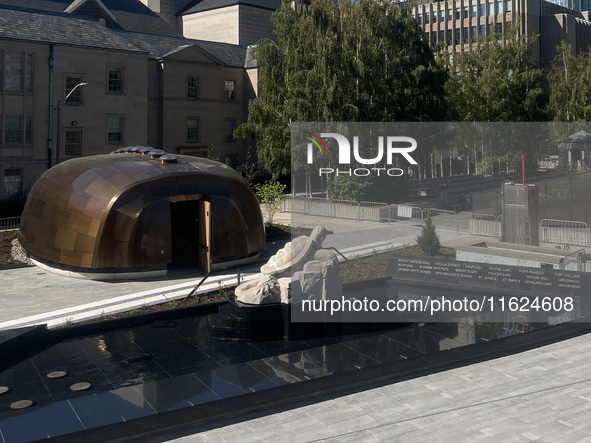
[283,197,499,236]
[540,219,591,248]
[283,197,591,246]
[0,217,20,232]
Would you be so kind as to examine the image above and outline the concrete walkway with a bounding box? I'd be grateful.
[152,331,591,442]
[2,208,590,442]
[0,211,490,329]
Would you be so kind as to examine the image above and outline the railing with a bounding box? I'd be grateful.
[539,219,590,248]
[468,213,500,238]
[359,201,389,222]
[564,248,586,272]
[423,208,458,233]
[0,217,20,231]
[388,204,423,222]
[282,197,502,236]
[282,198,591,246]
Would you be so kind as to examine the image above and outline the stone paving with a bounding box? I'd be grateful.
[153,331,591,442]
[1,207,590,441]
[0,209,490,329]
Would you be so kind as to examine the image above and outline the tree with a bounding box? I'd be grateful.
[548,41,591,122]
[445,27,548,123]
[236,0,446,178]
[416,213,441,256]
[256,180,288,223]
[443,27,549,175]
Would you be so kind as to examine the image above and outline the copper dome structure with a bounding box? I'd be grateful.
[19,150,266,279]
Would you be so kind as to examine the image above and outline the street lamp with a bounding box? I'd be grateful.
[56,82,87,165]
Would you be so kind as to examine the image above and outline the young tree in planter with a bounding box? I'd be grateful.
[416,213,441,256]
[256,180,287,224]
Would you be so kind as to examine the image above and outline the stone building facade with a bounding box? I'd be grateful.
[0,0,258,200]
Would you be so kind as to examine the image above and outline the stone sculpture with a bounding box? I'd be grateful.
[234,225,343,305]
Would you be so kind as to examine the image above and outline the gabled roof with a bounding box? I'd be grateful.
[0,7,145,53]
[124,33,253,67]
[65,0,116,21]
[0,0,181,37]
[559,130,591,145]
[178,0,280,15]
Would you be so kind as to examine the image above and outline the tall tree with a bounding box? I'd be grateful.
[236,0,446,178]
[444,27,548,174]
[549,41,591,122]
[445,27,548,122]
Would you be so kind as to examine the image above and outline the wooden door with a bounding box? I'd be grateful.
[198,200,211,273]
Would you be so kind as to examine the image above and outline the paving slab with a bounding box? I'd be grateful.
[152,331,591,442]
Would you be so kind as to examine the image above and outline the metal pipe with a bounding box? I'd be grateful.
[47,44,54,169]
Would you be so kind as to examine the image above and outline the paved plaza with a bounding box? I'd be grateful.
[154,330,591,442]
[1,208,589,442]
[0,210,490,329]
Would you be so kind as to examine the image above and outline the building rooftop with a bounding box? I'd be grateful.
[0,0,182,37]
[0,6,145,53]
[178,0,280,15]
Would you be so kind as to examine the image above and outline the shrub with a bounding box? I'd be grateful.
[256,180,287,223]
[416,213,441,256]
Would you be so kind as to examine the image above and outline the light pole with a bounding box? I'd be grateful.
[56,82,87,165]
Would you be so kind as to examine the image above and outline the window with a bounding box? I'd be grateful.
[455,7,460,19]
[3,168,21,198]
[224,119,236,140]
[225,80,235,101]
[65,130,82,156]
[65,76,84,104]
[506,0,511,12]
[471,5,477,17]
[187,76,199,99]
[439,30,444,43]
[425,12,430,24]
[480,24,486,36]
[447,30,452,46]
[497,23,503,35]
[25,53,33,93]
[4,116,22,143]
[497,1,503,13]
[472,25,477,39]
[5,52,23,93]
[480,4,485,16]
[489,2,495,14]
[463,6,468,18]
[463,28,469,42]
[455,29,461,44]
[417,13,422,24]
[187,118,199,142]
[447,8,452,20]
[107,116,123,143]
[440,10,445,22]
[489,23,494,35]
[26,116,32,144]
[108,66,123,93]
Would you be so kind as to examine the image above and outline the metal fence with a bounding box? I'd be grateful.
[539,219,590,248]
[283,197,591,246]
[0,217,20,231]
[282,197,502,236]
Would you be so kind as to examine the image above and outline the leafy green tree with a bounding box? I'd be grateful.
[236,0,446,178]
[443,27,548,175]
[256,180,288,223]
[416,213,441,256]
[548,41,591,122]
[445,27,548,122]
